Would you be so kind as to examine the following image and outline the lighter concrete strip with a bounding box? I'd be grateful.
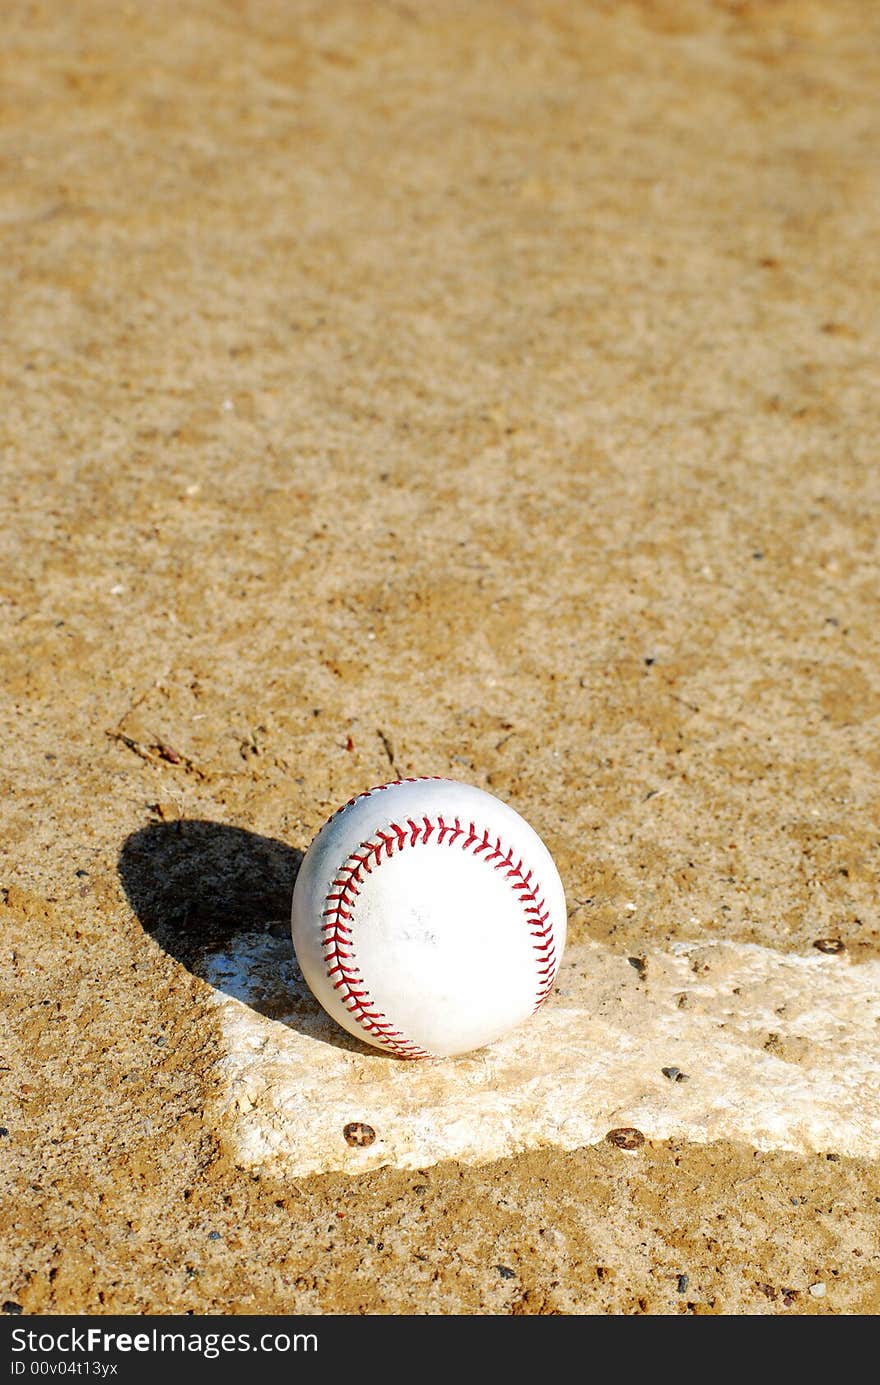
[203,934,880,1176]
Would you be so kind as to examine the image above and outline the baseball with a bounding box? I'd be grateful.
[291,777,567,1058]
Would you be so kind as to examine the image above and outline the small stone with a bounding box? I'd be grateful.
[2,1302,22,1315]
[628,956,647,978]
[606,1127,645,1150]
[813,938,845,955]
[0,1128,8,1137]
[662,1066,690,1083]
[539,1227,565,1249]
[495,1265,516,1280]
[809,1282,826,1298]
[343,1122,376,1148]
[676,1274,689,1293]
[207,1231,221,1241]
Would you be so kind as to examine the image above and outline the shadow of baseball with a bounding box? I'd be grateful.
[118,820,378,1055]
[119,819,301,962]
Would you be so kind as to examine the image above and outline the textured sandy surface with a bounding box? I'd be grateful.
[1,0,879,1315]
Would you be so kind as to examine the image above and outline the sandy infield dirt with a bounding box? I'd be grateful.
[1,0,879,1315]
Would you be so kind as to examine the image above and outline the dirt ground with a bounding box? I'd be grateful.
[1,0,879,1315]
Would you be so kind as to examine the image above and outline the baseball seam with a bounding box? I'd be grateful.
[328,776,447,823]
[321,799,557,1059]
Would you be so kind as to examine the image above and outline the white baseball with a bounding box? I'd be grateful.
[291,777,567,1058]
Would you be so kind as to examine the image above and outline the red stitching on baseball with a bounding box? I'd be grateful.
[327,776,449,825]
[321,793,558,1059]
